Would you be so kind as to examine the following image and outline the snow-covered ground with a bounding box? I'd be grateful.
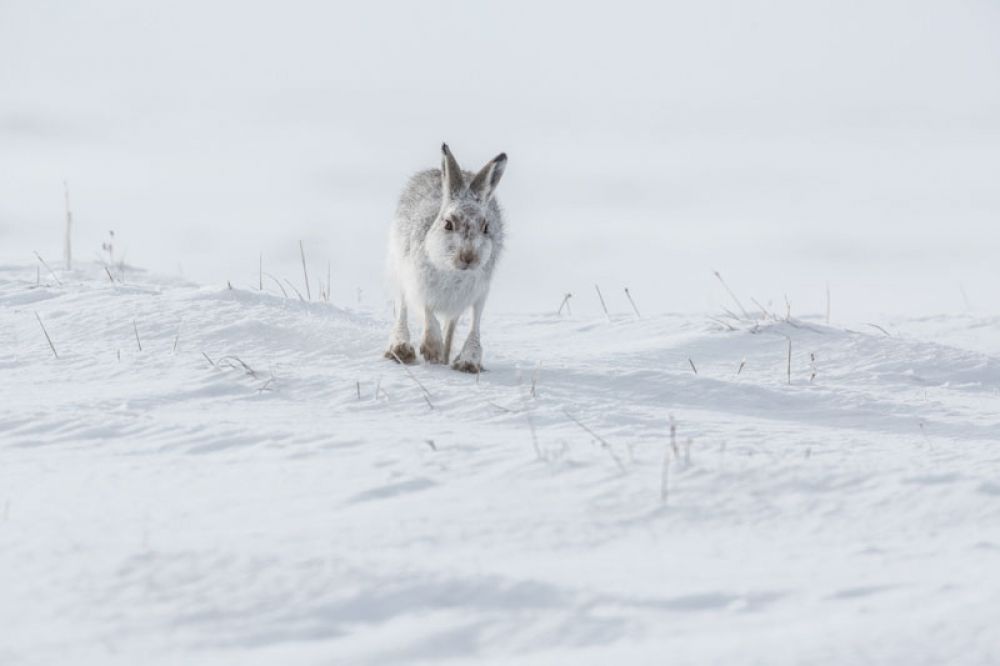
[2,263,999,664]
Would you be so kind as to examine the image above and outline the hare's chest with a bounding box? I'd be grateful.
[415,263,490,317]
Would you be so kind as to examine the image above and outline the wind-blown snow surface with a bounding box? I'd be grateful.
[2,264,1000,664]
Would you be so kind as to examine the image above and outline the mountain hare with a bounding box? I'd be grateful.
[385,143,507,373]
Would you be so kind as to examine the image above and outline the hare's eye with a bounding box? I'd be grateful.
[444,219,454,231]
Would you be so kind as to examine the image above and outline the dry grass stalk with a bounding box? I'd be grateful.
[526,407,541,460]
[594,284,610,321]
[282,278,305,302]
[660,445,670,503]
[624,287,640,318]
[299,240,311,300]
[218,355,257,378]
[63,181,73,270]
[750,297,773,320]
[786,337,792,384]
[688,358,698,375]
[263,273,288,297]
[563,408,625,472]
[529,363,541,398]
[865,322,892,337]
[33,252,62,286]
[825,283,831,324]
[34,312,58,359]
[390,351,434,408]
[661,418,676,503]
[669,415,679,457]
[713,271,749,319]
[133,320,142,351]
[557,292,573,316]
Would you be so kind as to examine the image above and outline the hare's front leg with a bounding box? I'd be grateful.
[442,318,457,364]
[419,307,446,364]
[452,296,486,373]
[384,292,416,364]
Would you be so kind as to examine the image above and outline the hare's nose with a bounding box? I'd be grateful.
[458,249,476,268]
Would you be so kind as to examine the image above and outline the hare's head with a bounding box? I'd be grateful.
[425,143,507,272]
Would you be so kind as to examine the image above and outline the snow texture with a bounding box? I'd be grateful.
[2,263,999,664]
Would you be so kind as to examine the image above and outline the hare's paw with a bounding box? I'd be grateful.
[452,340,483,373]
[420,339,445,364]
[452,359,483,374]
[385,342,417,364]
[451,347,483,373]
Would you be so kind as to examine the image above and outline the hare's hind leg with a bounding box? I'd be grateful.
[384,292,416,364]
[419,307,445,364]
[452,297,486,374]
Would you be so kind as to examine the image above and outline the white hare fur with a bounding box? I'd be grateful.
[385,143,507,372]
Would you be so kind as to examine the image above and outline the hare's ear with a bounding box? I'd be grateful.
[441,143,464,200]
[470,153,507,203]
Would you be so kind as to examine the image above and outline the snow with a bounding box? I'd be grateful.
[3,0,1000,662]
[2,263,1000,664]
